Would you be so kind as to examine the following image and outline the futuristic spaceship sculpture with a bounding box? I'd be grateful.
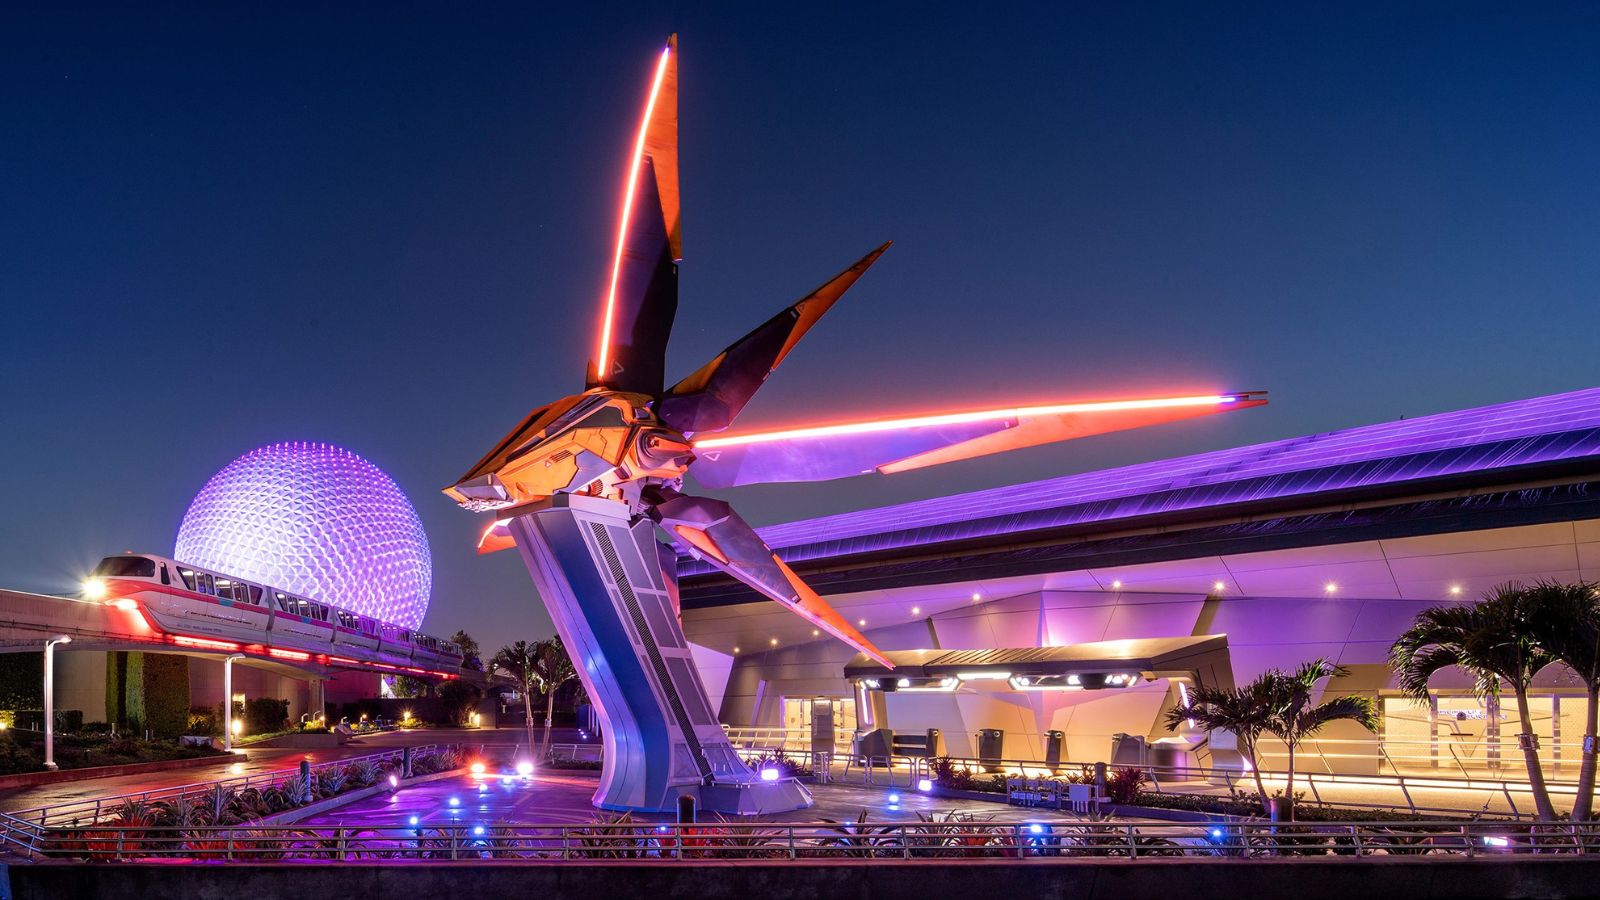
[446,35,1265,813]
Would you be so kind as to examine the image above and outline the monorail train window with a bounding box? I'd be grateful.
[244,585,263,605]
[274,592,294,613]
[306,603,329,623]
[214,579,237,602]
[337,611,358,629]
[92,556,156,578]
[177,568,198,591]
[198,573,214,595]
[360,618,377,635]
[159,564,170,586]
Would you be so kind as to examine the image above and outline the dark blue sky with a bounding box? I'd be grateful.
[3,5,1598,649]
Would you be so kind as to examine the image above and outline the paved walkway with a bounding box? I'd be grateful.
[0,726,579,813]
[297,767,1086,828]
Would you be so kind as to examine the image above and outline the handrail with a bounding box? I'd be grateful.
[16,818,1600,862]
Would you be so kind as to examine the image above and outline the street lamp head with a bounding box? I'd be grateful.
[49,635,71,645]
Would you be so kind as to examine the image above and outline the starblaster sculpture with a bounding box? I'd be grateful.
[447,36,1265,813]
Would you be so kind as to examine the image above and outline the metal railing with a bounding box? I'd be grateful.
[545,743,602,763]
[20,818,1600,862]
[4,744,458,830]
[730,746,1582,820]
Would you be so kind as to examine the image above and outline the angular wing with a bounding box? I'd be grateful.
[587,36,681,394]
[690,392,1268,488]
[656,243,891,434]
[647,488,893,667]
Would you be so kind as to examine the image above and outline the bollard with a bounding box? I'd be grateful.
[403,746,414,779]
[300,760,313,804]
[677,793,697,825]
[1094,761,1107,794]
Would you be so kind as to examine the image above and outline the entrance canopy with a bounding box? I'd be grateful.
[843,634,1233,693]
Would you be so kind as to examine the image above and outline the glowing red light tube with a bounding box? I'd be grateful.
[694,393,1251,449]
[596,42,673,381]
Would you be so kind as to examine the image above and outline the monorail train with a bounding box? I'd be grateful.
[83,553,462,676]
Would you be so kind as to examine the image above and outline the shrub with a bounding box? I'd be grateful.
[187,707,220,736]
[346,759,381,788]
[1105,767,1147,805]
[436,680,483,725]
[746,751,812,778]
[244,697,290,734]
[928,756,977,791]
[137,653,191,738]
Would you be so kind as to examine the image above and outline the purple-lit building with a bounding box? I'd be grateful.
[677,388,1600,776]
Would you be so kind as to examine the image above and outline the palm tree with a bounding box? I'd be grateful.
[491,640,541,756]
[1392,584,1559,821]
[450,630,483,671]
[1163,678,1278,816]
[1262,659,1378,821]
[1525,580,1600,820]
[528,637,578,756]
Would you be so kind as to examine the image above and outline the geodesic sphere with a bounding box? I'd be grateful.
[175,442,432,629]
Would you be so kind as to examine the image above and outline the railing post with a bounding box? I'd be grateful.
[450,826,459,860]
[788,826,796,860]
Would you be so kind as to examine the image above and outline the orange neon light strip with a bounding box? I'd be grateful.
[173,635,241,651]
[595,43,673,382]
[694,394,1248,449]
[268,648,312,661]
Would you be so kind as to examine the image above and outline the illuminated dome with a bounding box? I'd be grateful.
[175,442,432,629]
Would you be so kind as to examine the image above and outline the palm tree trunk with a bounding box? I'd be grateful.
[1244,739,1272,817]
[1575,686,1600,822]
[542,691,556,758]
[1514,685,1558,821]
[1284,744,1297,822]
[522,684,536,761]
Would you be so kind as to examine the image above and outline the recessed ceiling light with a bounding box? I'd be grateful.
[858,618,867,627]
[1324,583,1338,594]
[1213,581,1226,592]
[1111,580,1123,590]
[1449,585,1463,596]
[911,606,921,615]
[769,637,778,646]
[812,629,820,637]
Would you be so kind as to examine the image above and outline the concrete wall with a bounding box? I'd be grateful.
[53,649,106,719]
[698,587,1538,768]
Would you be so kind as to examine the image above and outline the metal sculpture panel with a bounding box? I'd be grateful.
[448,34,1265,813]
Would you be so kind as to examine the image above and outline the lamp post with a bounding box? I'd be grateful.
[43,635,72,770]
[223,654,245,752]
